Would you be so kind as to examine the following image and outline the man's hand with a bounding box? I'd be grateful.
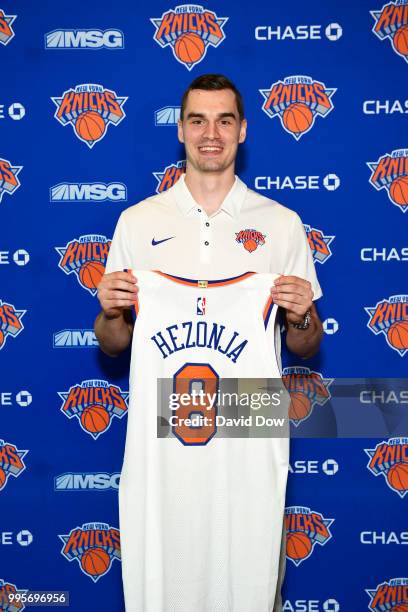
[270,275,313,325]
[97,270,139,319]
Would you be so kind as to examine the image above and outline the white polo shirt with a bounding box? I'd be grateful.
[105,174,322,363]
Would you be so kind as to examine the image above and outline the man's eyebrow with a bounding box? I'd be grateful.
[185,111,238,120]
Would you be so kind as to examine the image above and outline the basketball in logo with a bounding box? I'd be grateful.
[282,103,313,136]
[81,547,111,576]
[387,463,408,492]
[393,24,408,56]
[391,604,408,611]
[387,321,408,350]
[286,531,312,561]
[174,32,205,64]
[79,261,105,290]
[288,392,311,421]
[244,239,257,253]
[75,111,106,142]
[81,405,110,434]
[389,176,408,207]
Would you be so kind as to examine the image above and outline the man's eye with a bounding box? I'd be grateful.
[220,120,232,125]
[192,119,203,124]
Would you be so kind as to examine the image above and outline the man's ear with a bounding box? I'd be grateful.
[239,118,247,144]
[177,119,184,144]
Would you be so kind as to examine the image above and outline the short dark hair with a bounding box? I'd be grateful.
[180,74,245,121]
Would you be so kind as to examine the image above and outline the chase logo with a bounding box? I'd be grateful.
[58,379,129,439]
[365,437,408,497]
[52,84,127,148]
[151,5,227,70]
[0,300,25,351]
[0,157,22,203]
[53,329,99,348]
[54,472,120,491]
[260,75,336,140]
[282,367,333,427]
[371,1,408,63]
[50,182,127,202]
[45,29,124,49]
[155,106,181,126]
[255,22,343,41]
[367,149,408,213]
[56,235,111,296]
[59,522,120,582]
[304,224,335,264]
[0,9,16,45]
[0,579,27,610]
[0,439,28,491]
[285,506,334,566]
[153,160,186,192]
[283,599,340,612]
[365,294,408,356]
[366,577,408,610]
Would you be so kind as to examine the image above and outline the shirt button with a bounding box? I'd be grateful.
[205,222,210,227]
[197,208,202,213]
[204,241,209,246]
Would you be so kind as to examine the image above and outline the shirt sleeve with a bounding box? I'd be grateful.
[104,211,133,274]
[283,212,323,301]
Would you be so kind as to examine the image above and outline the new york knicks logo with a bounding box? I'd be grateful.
[151,5,228,70]
[371,1,408,63]
[153,160,186,193]
[282,367,333,426]
[59,522,120,582]
[365,295,408,356]
[235,229,266,253]
[56,235,111,296]
[259,75,336,140]
[0,9,16,45]
[366,437,408,498]
[304,224,335,264]
[366,577,408,610]
[367,149,408,213]
[52,84,127,148]
[0,299,26,351]
[0,578,27,610]
[58,379,129,439]
[285,506,334,566]
[0,157,22,203]
[0,438,28,491]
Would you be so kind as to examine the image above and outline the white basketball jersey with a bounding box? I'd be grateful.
[119,270,289,612]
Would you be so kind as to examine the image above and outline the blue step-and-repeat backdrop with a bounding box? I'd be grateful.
[1,1,407,610]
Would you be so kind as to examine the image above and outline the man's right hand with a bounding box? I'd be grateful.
[97,269,139,319]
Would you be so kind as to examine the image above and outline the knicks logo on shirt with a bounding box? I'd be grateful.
[365,437,408,498]
[235,228,266,253]
[371,1,408,63]
[259,75,336,140]
[151,5,228,71]
[0,299,26,351]
[366,577,408,610]
[285,506,334,566]
[56,235,111,296]
[0,438,28,491]
[282,367,333,426]
[367,149,408,213]
[58,379,129,439]
[365,295,408,356]
[59,522,121,582]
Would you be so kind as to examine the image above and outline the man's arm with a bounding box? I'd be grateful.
[270,275,323,359]
[94,270,138,357]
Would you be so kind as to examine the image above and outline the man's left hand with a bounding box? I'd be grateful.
[270,275,313,325]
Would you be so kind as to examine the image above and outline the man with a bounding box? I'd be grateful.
[95,74,323,611]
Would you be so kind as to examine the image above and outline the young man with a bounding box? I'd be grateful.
[95,74,323,611]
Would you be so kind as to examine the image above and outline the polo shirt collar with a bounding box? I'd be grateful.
[173,173,247,218]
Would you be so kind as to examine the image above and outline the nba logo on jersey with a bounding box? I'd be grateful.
[197,297,206,315]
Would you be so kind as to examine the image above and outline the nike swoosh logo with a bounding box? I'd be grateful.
[151,236,175,246]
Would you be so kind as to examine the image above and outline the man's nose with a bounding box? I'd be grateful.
[204,120,220,139]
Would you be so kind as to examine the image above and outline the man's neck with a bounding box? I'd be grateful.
[184,169,236,216]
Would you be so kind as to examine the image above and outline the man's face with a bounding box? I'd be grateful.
[178,88,247,174]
